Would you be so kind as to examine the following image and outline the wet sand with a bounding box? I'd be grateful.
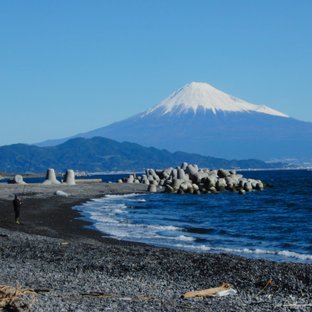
[0,183,311,311]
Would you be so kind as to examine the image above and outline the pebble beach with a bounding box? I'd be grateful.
[0,183,312,311]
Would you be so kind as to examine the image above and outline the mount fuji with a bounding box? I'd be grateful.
[40,82,312,160]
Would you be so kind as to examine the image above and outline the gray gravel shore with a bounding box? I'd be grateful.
[0,183,311,311]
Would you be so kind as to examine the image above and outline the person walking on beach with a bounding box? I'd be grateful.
[13,194,22,224]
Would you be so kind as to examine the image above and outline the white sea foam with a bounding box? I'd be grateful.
[104,193,142,200]
[76,194,190,246]
[75,192,312,264]
[174,244,312,262]
[146,224,180,231]
[175,235,196,242]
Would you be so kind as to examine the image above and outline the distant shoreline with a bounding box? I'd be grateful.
[1,166,310,180]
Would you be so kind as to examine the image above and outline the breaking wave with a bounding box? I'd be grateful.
[74,170,312,264]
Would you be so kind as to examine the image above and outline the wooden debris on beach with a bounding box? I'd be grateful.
[81,292,160,302]
[255,278,273,296]
[182,282,237,299]
[276,303,312,308]
[0,283,37,311]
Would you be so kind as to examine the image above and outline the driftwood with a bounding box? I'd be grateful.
[276,303,312,308]
[0,284,38,311]
[81,292,160,302]
[81,292,113,299]
[255,278,273,296]
[182,282,234,299]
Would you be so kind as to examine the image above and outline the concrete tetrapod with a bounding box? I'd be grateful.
[121,162,266,195]
[43,168,61,185]
[64,169,76,185]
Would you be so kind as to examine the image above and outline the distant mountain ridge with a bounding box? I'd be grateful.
[38,82,312,160]
[0,137,281,173]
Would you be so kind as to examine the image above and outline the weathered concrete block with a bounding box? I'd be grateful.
[148,184,157,193]
[64,169,76,185]
[172,178,184,191]
[14,175,26,185]
[43,168,61,185]
[55,190,69,197]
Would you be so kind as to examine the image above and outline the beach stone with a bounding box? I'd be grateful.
[14,175,26,185]
[43,168,61,185]
[117,179,123,183]
[64,169,76,185]
[55,190,69,197]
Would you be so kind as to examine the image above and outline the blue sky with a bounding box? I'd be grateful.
[0,0,311,146]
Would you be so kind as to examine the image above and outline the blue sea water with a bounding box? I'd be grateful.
[74,170,312,263]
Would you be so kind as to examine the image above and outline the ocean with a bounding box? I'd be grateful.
[74,170,312,263]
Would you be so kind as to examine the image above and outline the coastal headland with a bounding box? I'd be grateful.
[0,182,311,311]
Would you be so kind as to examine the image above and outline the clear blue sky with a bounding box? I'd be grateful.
[1,0,311,146]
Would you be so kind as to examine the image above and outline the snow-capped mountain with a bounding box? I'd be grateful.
[143,82,288,117]
[39,82,312,160]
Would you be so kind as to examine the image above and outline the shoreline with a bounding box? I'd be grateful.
[1,183,312,311]
[0,183,149,244]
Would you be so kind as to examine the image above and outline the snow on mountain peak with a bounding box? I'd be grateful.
[143,82,288,118]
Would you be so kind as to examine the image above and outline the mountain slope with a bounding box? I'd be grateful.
[0,137,280,173]
[38,82,312,160]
